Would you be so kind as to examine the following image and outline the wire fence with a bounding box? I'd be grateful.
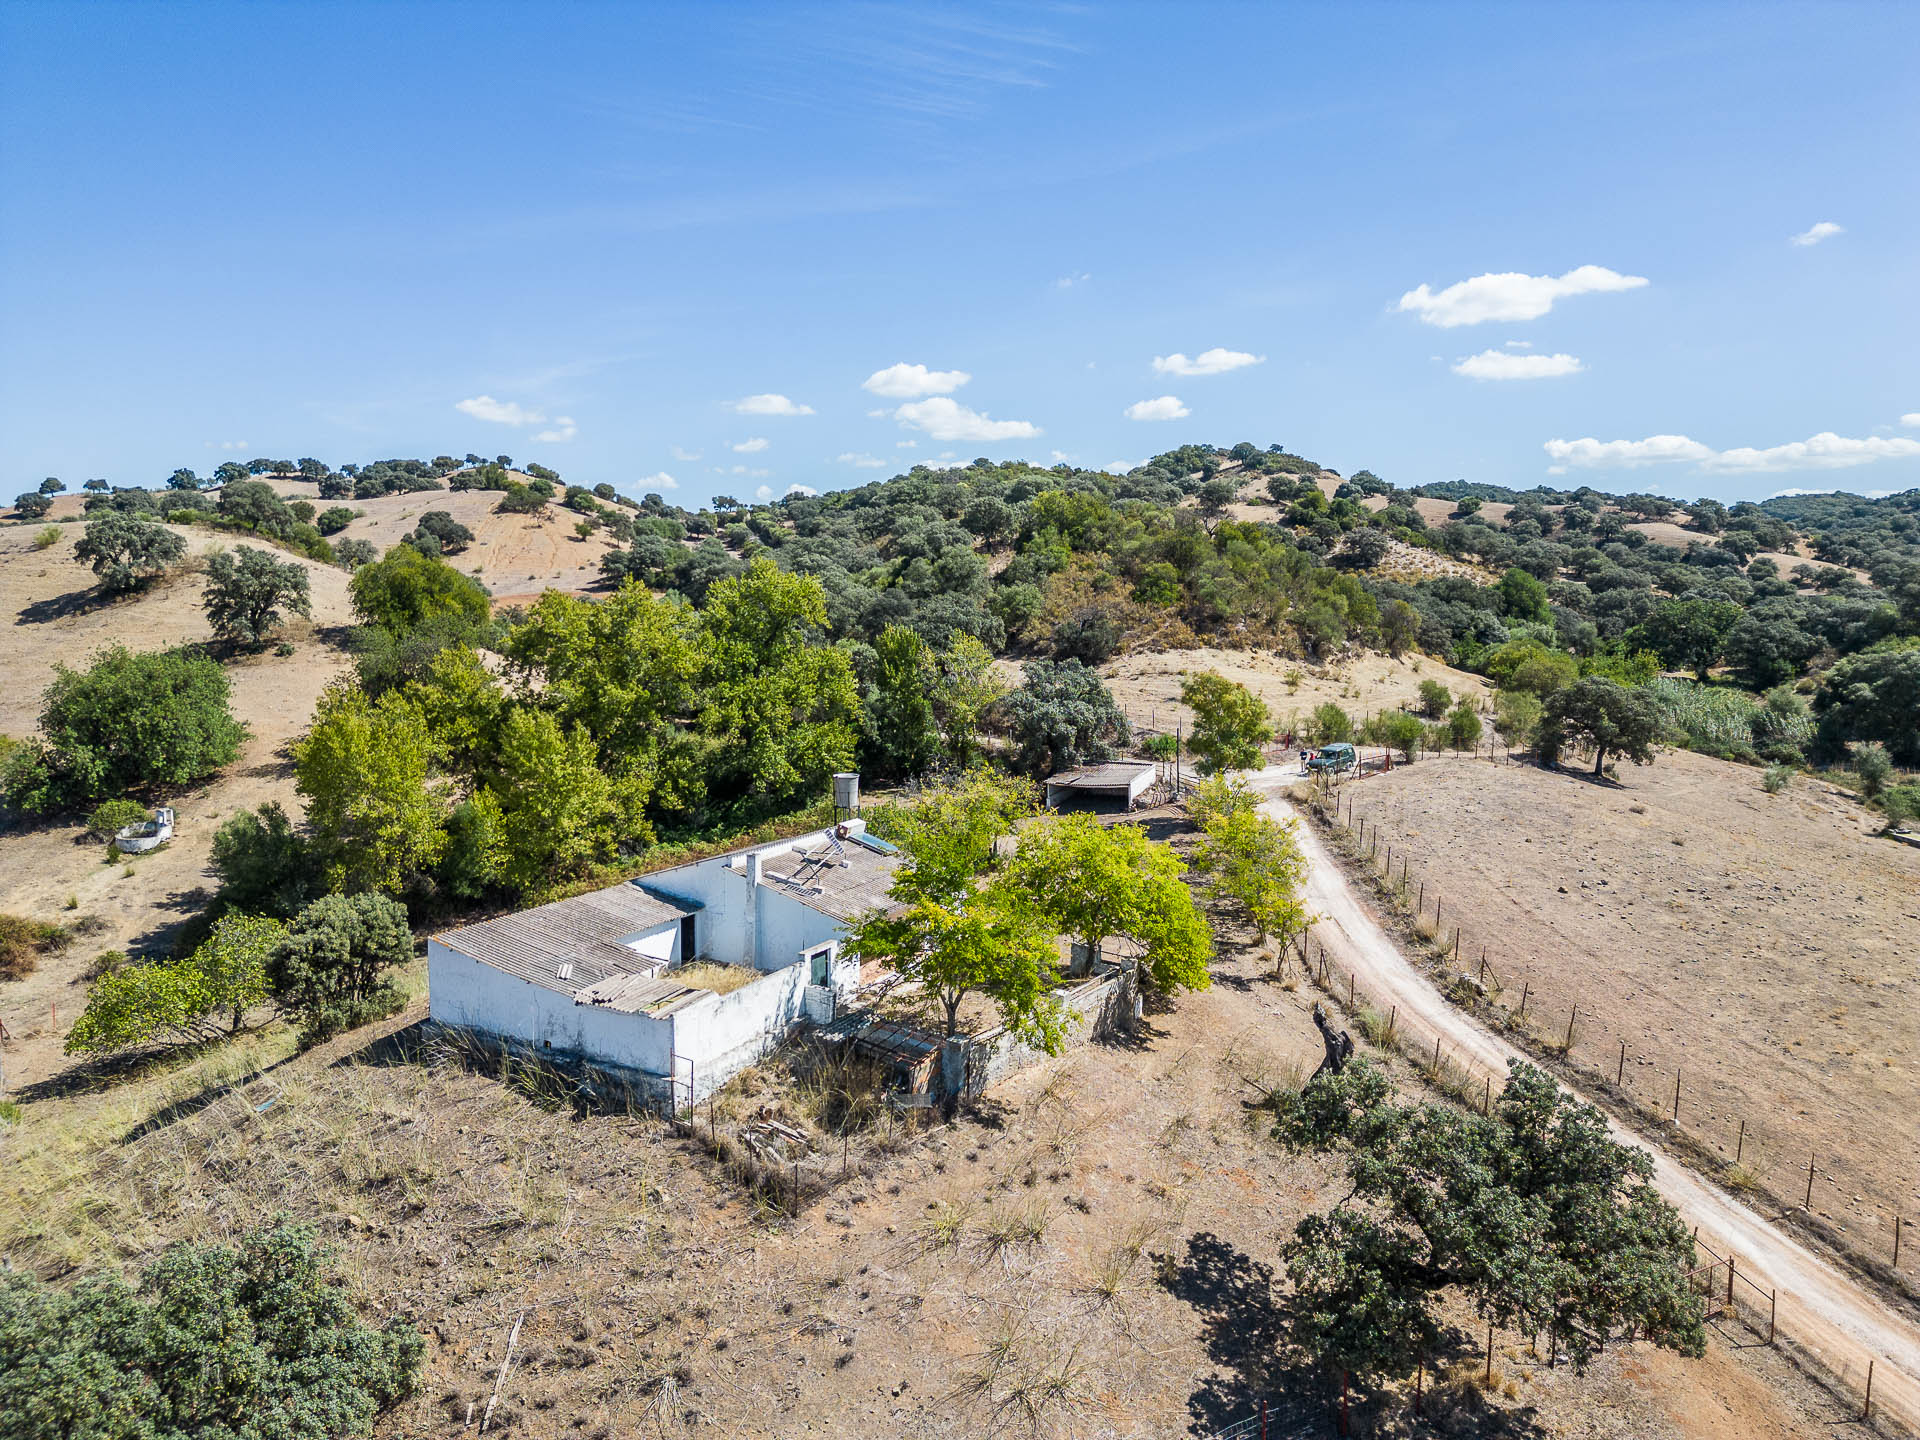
[1305,760,1915,1291]
[1285,770,1909,1433]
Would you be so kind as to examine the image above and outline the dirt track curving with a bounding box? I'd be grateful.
[1252,766,1920,1436]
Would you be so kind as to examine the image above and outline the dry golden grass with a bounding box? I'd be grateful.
[670,960,760,995]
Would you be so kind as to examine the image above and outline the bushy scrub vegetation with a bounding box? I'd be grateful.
[203,545,311,646]
[73,512,185,592]
[0,1221,422,1440]
[1180,671,1273,774]
[1272,1059,1703,1384]
[2,645,245,816]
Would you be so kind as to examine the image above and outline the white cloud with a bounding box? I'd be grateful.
[1050,450,1073,463]
[1124,395,1190,421]
[732,437,769,453]
[671,445,702,461]
[717,464,771,478]
[896,439,918,448]
[1397,265,1648,327]
[214,439,250,450]
[1056,272,1091,288]
[785,484,818,498]
[1790,221,1844,247]
[754,484,773,501]
[1452,350,1584,380]
[1103,460,1141,476]
[862,363,971,399]
[837,452,886,468]
[1544,435,1714,470]
[533,417,577,443]
[1504,340,1533,350]
[638,470,679,491]
[1900,413,1920,428]
[1544,429,1920,474]
[732,393,814,416]
[893,396,1039,443]
[456,394,546,425]
[1707,433,1920,473]
[1152,347,1264,377]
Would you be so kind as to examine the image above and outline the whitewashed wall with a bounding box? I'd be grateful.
[427,941,676,1075]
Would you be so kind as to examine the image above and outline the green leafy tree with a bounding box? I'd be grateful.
[210,801,322,917]
[695,558,859,811]
[1485,639,1578,697]
[316,505,357,535]
[12,491,53,520]
[26,645,245,810]
[1000,659,1130,778]
[484,709,630,890]
[1489,691,1536,748]
[1379,599,1420,658]
[1416,679,1451,717]
[203,545,311,646]
[1188,776,1311,949]
[1005,812,1212,992]
[268,892,412,1045]
[0,1220,423,1440]
[870,770,1035,906]
[293,683,444,893]
[1631,597,1742,682]
[65,914,283,1054]
[503,585,700,814]
[1496,566,1552,623]
[862,624,939,779]
[348,543,490,635]
[1538,676,1662,777]
[1813,643,1920,766]
[845,884,1065,1045]
[1308,702,1352,745]
[38,476,65,495]
[931,633,1005,767]
[1180,671,1273,774]
[1446,700,1482,751]
[73,512,186,592]
[438,791,508,899]
[216,479,295,535]
[1270,1060,1703,1385]
[1368,709,1423,762]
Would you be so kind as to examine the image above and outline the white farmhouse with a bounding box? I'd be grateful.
[427,819,900,1103]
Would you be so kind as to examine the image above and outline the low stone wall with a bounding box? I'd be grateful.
[960,963,1136,1098]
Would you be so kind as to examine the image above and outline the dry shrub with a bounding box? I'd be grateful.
[0,913,70,981]
[671,961,759,996]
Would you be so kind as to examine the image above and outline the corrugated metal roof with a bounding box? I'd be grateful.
[758,839,900,921]
[436,879,694,997]
[572,971,706,1015]
[1047,761,1155,790]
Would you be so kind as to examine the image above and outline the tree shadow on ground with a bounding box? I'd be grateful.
[1132,815,1193,845]
[1153,1231,1334,1435]
[15,586,109,625]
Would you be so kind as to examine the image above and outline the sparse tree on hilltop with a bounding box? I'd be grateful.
[73,512,185,592]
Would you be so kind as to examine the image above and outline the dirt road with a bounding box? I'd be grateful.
[1252,766,1920,1435]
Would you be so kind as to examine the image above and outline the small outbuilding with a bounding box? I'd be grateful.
[1044,761,1157,814]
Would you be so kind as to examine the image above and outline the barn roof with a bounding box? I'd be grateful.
[435,880,695,997]
[1046,761,1155,791]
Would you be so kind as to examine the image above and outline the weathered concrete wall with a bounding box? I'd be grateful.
[961,963,1136,1097]
[427,940,676,1076]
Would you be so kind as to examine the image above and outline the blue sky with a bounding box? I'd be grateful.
[3,2,1916,507]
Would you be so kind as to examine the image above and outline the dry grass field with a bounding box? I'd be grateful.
[1345,749,1920,1277]
[1099,647,1492,741]
[0,862,1850,1440]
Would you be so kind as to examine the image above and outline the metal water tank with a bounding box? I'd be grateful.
[832,772,860,812]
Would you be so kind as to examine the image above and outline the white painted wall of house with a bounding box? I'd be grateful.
[427,941,676,1075]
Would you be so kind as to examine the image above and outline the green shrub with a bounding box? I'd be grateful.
[1881,782,1920,831]
[1852,741,1893,799]
[0,1221,423,1439]
[1309,702,1353,745]
[268,892,413,1048]
[1417,679,1451,717]
[84,798,148,841]
[1762,764,1792,794]
[5,645,246,814]
[32,526,61,551]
